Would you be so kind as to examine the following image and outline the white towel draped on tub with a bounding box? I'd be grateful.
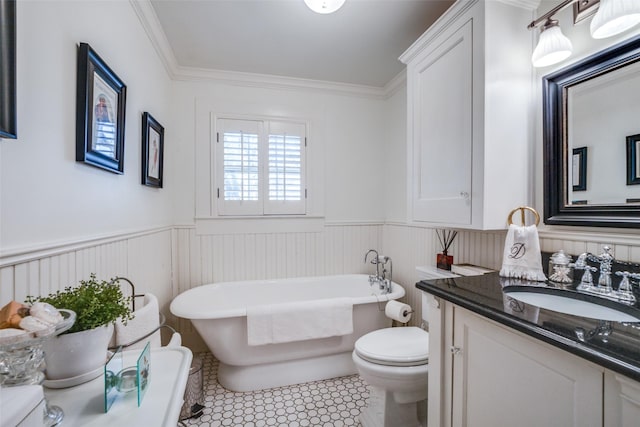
[114,293,162,351]
[246,298,354,346]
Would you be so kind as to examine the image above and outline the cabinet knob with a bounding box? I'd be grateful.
[460,191,470,199]
[450,346,462,355]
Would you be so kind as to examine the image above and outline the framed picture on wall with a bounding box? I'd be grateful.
[76,42,127,174]
[572,147,587,191]
[141,112,164,188]
[0,0,17,139]
[626,134,640,185]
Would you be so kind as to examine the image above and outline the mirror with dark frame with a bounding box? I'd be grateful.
[543,35,640,228]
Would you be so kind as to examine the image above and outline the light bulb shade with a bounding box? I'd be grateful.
[590,0,640,39]
[532,24,573,67]
[304,0,346,14]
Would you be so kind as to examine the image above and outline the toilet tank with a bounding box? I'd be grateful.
[416,266,459,324]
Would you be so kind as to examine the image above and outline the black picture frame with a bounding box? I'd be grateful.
[627,134,640,186]
[572,147,587,191]
[76,42,126,174]
[141,112,164,188]
[0,0,17,139]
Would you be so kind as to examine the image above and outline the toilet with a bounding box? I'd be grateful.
[352,326,429,427]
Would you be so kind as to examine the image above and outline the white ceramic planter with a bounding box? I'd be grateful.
[43,324,113,384]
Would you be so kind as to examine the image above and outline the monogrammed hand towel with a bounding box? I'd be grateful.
[499,224,547,281]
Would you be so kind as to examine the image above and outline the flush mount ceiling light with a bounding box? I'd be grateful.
[528,0,640,68]
[304,0,345,14]
[591,0,640,39]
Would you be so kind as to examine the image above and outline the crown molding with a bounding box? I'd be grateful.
[400,0,540,65]
[496,0,541,11]
[400,0,480,65]
[128,0,178,80]
[172,65,388,99]
[130,0,395,99]
[383,69,407,99]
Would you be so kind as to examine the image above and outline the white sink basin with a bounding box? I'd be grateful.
[503,288,640,322]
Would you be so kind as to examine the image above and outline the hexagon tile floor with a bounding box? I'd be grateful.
[180,353,369,427]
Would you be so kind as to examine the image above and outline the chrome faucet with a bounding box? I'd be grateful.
[364,250,393,294]
[574,253,597,290]
[378,256,393,294]
[574,246,639,304]
[575,321,612,343]
[615,271,640,304]
[364,249,381,284]
[597,246,614,293]
[574,247,614,294]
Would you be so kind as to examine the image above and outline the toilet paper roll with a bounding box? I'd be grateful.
[385,300,412,323]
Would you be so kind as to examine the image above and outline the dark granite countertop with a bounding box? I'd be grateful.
[416,272,640,382]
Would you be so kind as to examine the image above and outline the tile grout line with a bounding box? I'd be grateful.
[183,352,368,427]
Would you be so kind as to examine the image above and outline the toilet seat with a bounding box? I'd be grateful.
[354,327,429,367]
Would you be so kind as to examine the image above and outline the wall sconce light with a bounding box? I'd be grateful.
[591,0,640,39]
[528,0,640,67]
[304,0,346,14]
[531,18,573,67]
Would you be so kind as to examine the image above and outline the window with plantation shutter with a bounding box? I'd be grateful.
[265,121,305,214]
[216,118,306,216]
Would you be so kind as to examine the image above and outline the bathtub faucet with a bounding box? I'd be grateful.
[364,249,393,294]
[379,256,393,294]
[364,249,381,284]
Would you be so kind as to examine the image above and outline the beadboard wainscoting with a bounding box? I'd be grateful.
[0,228,174,327]
[382,225,507,330]
[383,225,640,331]
[2,223,640,352]
[172,224,384,349]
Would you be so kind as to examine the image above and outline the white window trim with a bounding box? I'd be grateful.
[213,114,309,217]
[195,216,325,235]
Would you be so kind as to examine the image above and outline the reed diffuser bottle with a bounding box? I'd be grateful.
[436,229,457,270]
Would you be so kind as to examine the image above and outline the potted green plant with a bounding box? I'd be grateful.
[27,274,133,386]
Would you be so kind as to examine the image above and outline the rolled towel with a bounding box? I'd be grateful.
[115,293,161,350]
[499,224,547,282]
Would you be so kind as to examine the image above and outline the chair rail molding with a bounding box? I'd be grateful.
[0,226,173,268]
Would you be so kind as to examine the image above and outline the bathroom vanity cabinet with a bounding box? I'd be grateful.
[400,0,533,229]
[427,296,602,426]
[419,274,640,427]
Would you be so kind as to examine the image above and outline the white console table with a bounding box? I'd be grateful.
[45,346,193,427]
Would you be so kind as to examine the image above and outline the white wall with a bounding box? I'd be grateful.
[0,0,175,254]
[171,80,388,225]
[383,82,408,223]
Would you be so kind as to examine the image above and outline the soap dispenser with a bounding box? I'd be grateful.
[548,250,573,284]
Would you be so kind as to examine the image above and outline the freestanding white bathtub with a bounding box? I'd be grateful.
[170,274,405,392]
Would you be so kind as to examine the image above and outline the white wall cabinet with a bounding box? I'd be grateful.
[400,0,533,229]
[425,295,640,427]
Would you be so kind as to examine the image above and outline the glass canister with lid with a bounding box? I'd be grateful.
[548,250,573,284]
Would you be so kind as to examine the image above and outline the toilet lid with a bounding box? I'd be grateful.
[355,327,429,367]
